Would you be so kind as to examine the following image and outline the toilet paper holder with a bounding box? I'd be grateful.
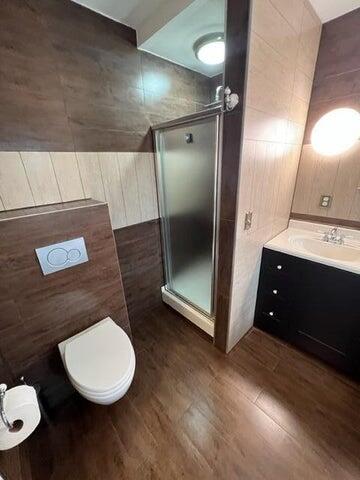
[0,384,13,431]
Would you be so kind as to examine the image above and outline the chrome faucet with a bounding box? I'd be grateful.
[322,227,344,245]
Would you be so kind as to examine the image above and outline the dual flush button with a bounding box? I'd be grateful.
[35,237,89,275]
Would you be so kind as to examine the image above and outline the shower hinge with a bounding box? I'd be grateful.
[244,211,253,231]
[223,86,239,112]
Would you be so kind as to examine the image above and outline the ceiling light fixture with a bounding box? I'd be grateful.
[194,33,225,65]
[311,108,360,156]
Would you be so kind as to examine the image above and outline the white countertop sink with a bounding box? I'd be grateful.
[265,220,360,274]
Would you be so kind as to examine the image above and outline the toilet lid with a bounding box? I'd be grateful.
[64,319,134,393]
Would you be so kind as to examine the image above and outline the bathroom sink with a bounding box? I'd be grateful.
[289,235,360,263]
[265,220,360,275]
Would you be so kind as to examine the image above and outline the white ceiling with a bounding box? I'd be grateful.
[309,0,360,22]
[140,0,225,77]
[72,0,168,28]
[73,0,360,26]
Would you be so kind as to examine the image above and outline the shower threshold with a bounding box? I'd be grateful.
[161,286,214,337]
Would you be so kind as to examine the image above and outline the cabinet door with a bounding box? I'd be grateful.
[289,258,360,374]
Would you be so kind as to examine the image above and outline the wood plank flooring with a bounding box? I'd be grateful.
[1,305,360,479]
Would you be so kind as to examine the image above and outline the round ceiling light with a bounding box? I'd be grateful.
[311,108,360,156]
[194,33,225,65]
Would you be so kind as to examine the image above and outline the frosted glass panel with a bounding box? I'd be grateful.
[156,116,218,315]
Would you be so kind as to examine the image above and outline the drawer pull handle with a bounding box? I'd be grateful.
[269,311,274,317]
[272,289,278,295]
[276,265,282,270]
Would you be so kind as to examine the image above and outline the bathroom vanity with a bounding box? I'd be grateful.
[255,221,360,378]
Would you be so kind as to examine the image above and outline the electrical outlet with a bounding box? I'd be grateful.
[320,195,332,208]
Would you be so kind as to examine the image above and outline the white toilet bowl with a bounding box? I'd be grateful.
[58,318,135,405]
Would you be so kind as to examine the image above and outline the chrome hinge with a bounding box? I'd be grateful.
[223,86,239,112]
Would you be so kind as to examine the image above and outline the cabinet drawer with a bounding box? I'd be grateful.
[262,249,294,277]
[255,294,289,338]
[261,274,294,303]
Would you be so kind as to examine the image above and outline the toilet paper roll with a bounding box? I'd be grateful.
[0,385,41,451]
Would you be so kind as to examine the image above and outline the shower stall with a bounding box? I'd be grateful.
[153,108,221,336]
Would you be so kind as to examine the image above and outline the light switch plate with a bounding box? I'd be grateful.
[35,237,89,275]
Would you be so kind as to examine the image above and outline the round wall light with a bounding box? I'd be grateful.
[194,33,225,65]
[311,108,360,156]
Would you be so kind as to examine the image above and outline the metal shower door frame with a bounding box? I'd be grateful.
[152,107,222,319]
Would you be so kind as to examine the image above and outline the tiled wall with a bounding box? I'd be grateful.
[226,0,322,351]
[0,0,212,152]
[0,200,130,385]
[0,151,158,229]
[292,8,360,224]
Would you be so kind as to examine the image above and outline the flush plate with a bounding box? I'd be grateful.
[35,237,89,275]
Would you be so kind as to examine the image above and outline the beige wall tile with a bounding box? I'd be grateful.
[98,152,127,229]
[308,153,340,217]
[289,95,309,125]
[117,152,142,226]
[293,67,313,103]
[50,152,85,202]
[227,0,321,352]
[0,152,35,210]
[236,140,256,228]
[76,152,106,202]
[244,107,288,143]
[0,150,160,228]
[285,121,305,145]
[135,152,158,222]
[246,69,292,119]
[20,151,61,205]
[294,143,360,222]
[300,2,322,58]
[269,0,304,34]
[292,145,317,213]
[252,0,299,62]
[248,33,295,93]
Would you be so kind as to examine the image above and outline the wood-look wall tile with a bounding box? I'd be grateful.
[114,219,164,323]
[0,201,131,382]
[0,0,211,152]
[98,152,127,229]
[331,145,360,220]
[0,152,35,210]
[20,151,61,205]
[135,153,158,222]
[76,152,106,202]
[117,153,142,226]
[50,152,85,202]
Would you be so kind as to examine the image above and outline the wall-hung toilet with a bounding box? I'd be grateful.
[58,318,135,405]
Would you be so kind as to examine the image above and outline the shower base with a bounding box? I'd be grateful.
[161,286,214,337]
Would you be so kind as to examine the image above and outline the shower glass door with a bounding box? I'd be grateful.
[155,114,219,317]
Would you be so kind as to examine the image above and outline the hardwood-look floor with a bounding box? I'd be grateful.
[1,305,360,479]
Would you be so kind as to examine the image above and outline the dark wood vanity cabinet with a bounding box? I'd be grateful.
[254,248,360,378]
